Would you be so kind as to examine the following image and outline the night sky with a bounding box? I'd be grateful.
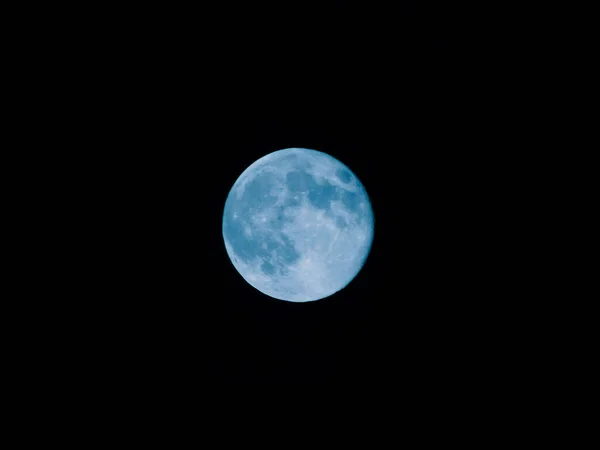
[56,1,508,389]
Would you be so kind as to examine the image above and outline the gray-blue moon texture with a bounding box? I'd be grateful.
[222,148,374,302]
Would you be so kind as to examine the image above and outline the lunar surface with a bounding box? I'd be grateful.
[222,148,374,302]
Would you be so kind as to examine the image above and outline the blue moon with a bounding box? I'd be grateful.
[222,148,374,302]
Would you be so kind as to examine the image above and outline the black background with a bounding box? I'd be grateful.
[42,1,512,389]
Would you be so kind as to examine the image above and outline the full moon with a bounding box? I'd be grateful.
[222,148,374,302]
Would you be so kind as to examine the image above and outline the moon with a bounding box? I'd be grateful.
[222,148,374,302]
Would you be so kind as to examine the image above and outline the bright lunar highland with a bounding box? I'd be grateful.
[222,148,374,302]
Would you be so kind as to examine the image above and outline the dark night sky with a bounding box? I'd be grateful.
[55,1,511,389]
